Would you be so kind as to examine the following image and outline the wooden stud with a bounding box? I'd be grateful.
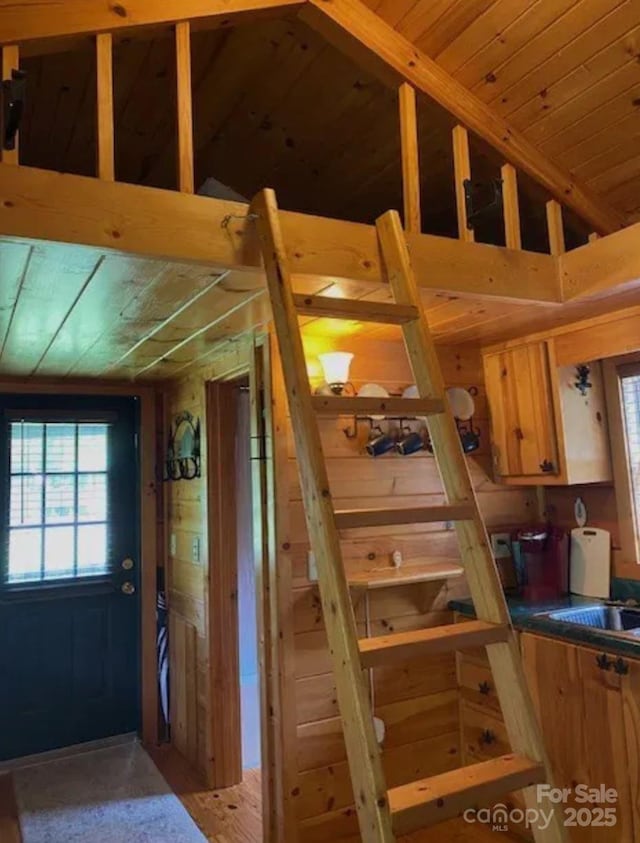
[546,200,566,256]
[253,187,394,843]
[501,163,521,250]
[95,33,114,181]
[452,126,474,243]
[175,21,194,194]
[398,82,421,234]
[1,45,19,165]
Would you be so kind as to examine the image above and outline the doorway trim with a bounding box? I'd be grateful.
[0,379,159,750]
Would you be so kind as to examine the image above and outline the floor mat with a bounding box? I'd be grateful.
[14,741,207,843]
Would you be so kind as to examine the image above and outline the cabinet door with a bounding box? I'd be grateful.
[484,342,559,478]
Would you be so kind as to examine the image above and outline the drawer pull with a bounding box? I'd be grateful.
[613,657,629,675]
[478,680,492,695]
[596,653,612,671]
[479,729,496,746]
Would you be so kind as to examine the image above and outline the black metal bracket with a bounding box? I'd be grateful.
[1,69,26,151]
[463,177,503,230]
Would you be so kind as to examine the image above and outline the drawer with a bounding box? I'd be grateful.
[458,656,502,716]
[461,700,510,760]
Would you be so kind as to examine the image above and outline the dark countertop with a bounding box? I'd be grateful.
[449,593,640,659]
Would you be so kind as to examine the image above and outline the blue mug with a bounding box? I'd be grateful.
[366,431,396,457]
[396,431,424,456]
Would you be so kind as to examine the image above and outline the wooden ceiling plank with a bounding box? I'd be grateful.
[412,0,496,58]
[501,163,521,250]
[480,0,622,107]
[399,82,421,234]
[555,108,640,173]
[1,45,20,164]
[546,199,565,257]
[96,33,115,181]
[0,243,102,376]
[0,241,32,354]
[175,21,194,193]
[0,163,560,303]
[0,0,305,45]
[526,55,640,148]
[452,125,473,242]
[300,0,625,234]
[504,10,640,130]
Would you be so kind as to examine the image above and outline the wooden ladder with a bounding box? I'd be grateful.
[252,188,566,843]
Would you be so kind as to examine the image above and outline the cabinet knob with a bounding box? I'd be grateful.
[539,460,555,473]
[479,729,496,746]
[596,653,612,671]
[613,657,629,675]
[478,681,492,695]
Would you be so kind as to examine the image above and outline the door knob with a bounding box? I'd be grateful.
[121,581,136,595]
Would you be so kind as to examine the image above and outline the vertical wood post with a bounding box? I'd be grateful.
[1,45,20,165]
[398,82,421,234]
[501,163,521,250]
[546,199,565,256]
[175,20,195,194]
[96,33,114,181]
[452,125,474,242]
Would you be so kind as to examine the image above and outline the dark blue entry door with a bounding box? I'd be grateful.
[0,395,140,761]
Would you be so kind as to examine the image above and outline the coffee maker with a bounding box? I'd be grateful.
[515,526,569,601]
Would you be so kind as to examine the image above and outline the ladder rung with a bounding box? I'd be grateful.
[358,620,509,668]
[389,754,546,835]
[293,293,419,324]
[334,503,475,530]
[311,395,444,417]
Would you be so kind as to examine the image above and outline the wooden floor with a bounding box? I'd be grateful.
[1,746,520,843]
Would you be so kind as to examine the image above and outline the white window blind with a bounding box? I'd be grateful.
[8,421,110,584]
[621,374,640,542]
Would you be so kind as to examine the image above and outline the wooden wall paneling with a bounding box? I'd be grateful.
[175,21,194,194]
[501,163,521,250]
[546,199,565,257]
[398,82,421,234]
[452,125,473,243]
[96,33,114,181]
[206,379,242,787]
[0,774,21,843]
[1,45,19,165]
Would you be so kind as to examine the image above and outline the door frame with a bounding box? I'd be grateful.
[0,379,159,750]
[206,336,291,841]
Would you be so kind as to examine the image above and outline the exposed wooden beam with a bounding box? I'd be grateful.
[300,0,624,236]
[0,163,561,304]
[452,126,473,243]
[546,200,565,257]
[561,220,640,302]
[175,21,194,194]
[398,82,420,234]
[0,0,304,45]
[95,33,114,181]
[501,163,521,251]
[1,45,19,165]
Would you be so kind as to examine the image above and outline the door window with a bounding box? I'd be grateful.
[7,420,110,584]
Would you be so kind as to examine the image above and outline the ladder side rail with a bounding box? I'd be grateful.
[375,209,567,843]
[252,188,395,843]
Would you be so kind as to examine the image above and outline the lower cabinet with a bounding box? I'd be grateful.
[457,628,640,842]
[520,633,639,843]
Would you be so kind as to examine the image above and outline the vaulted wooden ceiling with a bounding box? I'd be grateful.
[365,0,640,222]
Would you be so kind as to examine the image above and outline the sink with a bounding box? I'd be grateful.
[545,605,640,633]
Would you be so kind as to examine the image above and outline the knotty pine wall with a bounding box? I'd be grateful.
[289,335,537,841]
[162,331,537,827]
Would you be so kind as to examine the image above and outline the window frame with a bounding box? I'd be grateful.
[1,408,119,595]
[604,356,640,567]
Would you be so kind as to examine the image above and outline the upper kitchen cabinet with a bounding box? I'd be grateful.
[483,339,611,485]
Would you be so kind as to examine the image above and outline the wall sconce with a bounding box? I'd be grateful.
[574,364,592,397]
[318,351,354,395]
[164,410,201,481]
[447,386,480,453]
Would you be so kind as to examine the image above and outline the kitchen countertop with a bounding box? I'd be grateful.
[449,593,640,658]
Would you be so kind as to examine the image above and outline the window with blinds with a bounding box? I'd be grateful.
[7,421,110,584]
[621,374,640,543]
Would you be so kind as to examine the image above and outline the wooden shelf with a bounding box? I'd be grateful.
[347,560,463,590]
